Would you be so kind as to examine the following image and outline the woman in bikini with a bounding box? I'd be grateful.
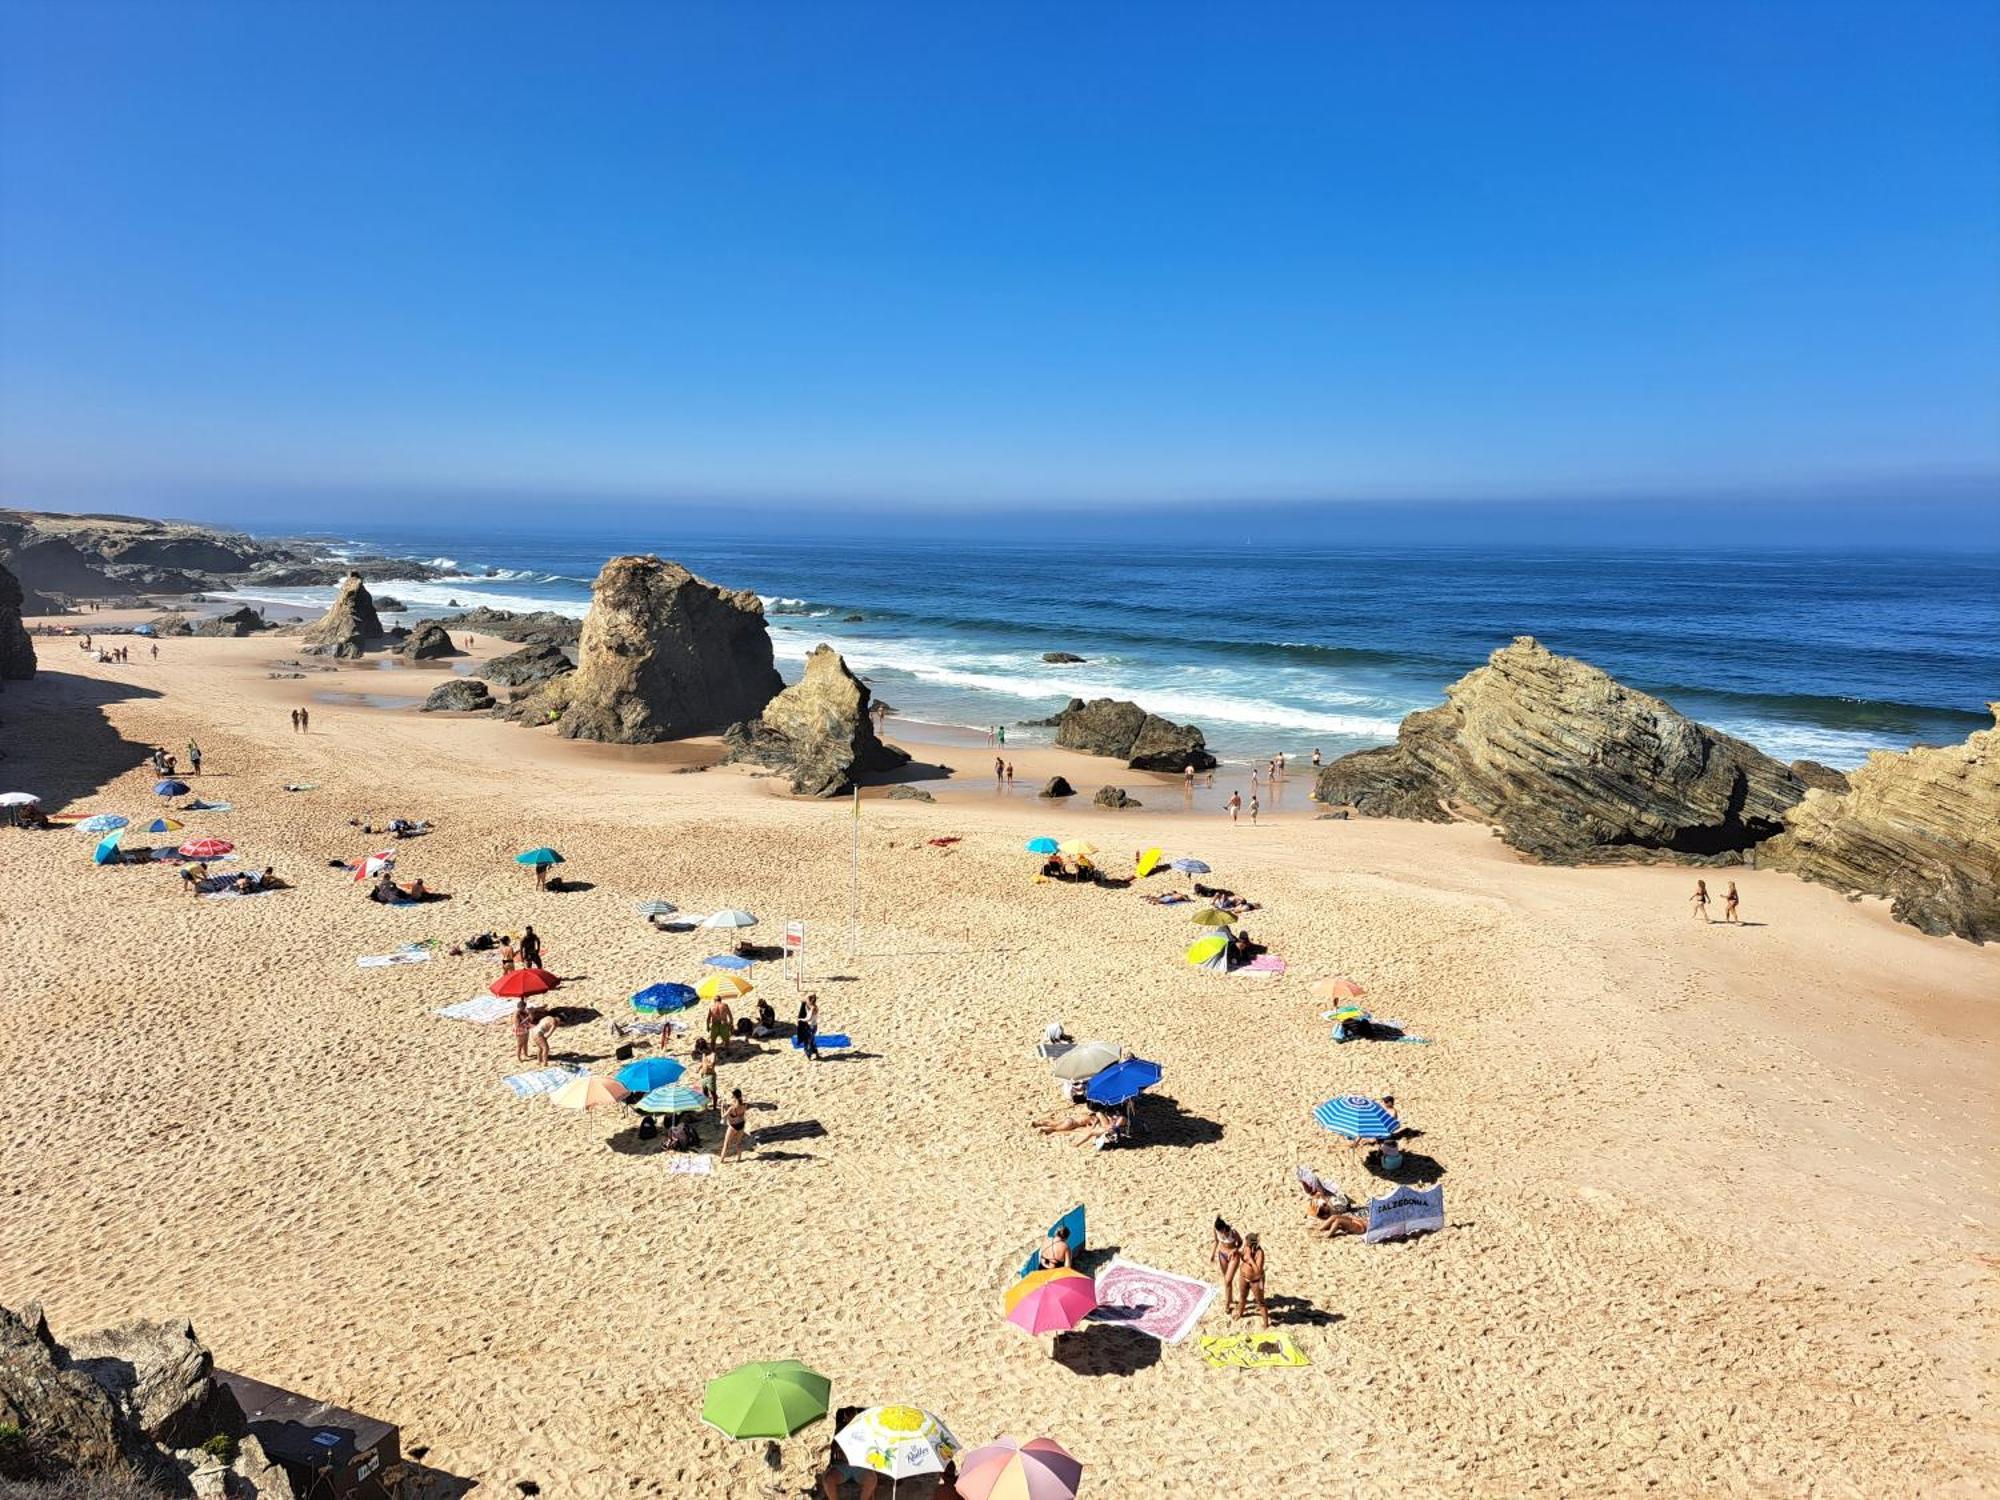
[1231,1233,1270,1327]
[719,1087,750,1163]
[530,1008,557,1066]
[1724,881,1741,924]
[1212,1217,1242,1288]
[498,935,518,973]
[1039,1223,1073,1270]
[1690,880,1710,923]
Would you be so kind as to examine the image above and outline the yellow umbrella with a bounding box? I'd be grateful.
[548,1074,631,1111]
[1003,1267,1093,1316]
[1185,934,1228,965]
[697,971,754,1000]
[1188,907,1235,927]
[1134,846,1162,878]
[1057,840,1096,856]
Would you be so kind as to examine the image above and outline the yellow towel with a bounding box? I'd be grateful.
[1196,1332,1310,1369]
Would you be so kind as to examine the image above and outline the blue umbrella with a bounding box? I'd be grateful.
[515,847,565,867]
[92,829,126,865]
[1170,858,1211,874]
[702,954,753,972]
[617,1057,687,1093]
[635,1082,707,1114]
[78,814,128,833]
[154,779,190,797]
[1084,1057,1164,1106]
[1314,1095,1401,1139]
[1025,837,1060,855]
[632,981,698,1014]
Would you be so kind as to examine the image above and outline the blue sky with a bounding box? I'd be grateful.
[1,0,1995,538]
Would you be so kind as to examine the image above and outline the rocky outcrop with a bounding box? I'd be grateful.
[438,607,582,646]
[1038,776,1075,798]
[396,620,460,659]
[519,555,781,744]
[299,573,383,658]
[0,562,35,680]
[723,644,909,796]
[1054,697,1217,772]
[0,1303,125,1477]
[1094,785,1141,808]
[191,606,270,638]
[1789,759,1852,794]
[1762,708,1999,942]
[887,784,934,802]
[1043,651,1087,664]
[146,614,194,638]
[482,640,573,688]
[372,595,406,613]
[1314,637,1809,863]
[423,678,494,713]
[62,1319,218,1452]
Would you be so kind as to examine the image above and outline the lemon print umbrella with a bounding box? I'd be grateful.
[701,1359,831,1439]
[836,1405,960,1481]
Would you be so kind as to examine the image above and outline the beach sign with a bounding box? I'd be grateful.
[1363,1184,1445,1244]
[784,920,805,949]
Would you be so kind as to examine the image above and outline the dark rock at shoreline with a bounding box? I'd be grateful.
[517,555,781,744]
[842,613,865,622]
[1054,696,1217,772]
[1093,785,1141,808]
[146,614,194,637]
[1038,775,1075,798]
[1313,636,1808,863]
[191,605,271,639]
[438,606,582,647]
[1,563,37,681]
[300,573,383,658]
[482,640,573,688]
[1763,707,1999,942]
[397,620,460,659]
[373,594,407,612]
[887,784,934,802]
[1042,651,1087,664]
[724,644,909,797]
[423,678,495,712]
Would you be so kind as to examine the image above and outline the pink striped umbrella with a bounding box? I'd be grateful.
[955,1436,1083,1500]
[179,838,233,860]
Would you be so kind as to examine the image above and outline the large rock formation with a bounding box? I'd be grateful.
[482,640,573,689]
[423,678,495,713]
[438,606,583,647]
[521,555,781,744]
[396,620,460,659]
[1314,636,1808,863]
[724,644,909,796]
[191,606,271,639]
[299,573,383,659]
[1762,708,1999,942]
[1053,697,1217,772]
[0,561,35,680]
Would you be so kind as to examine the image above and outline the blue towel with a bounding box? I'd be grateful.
[789,1032,850,1050]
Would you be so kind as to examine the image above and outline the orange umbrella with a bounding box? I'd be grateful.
[548,1074,630,1111]
[1310,976,1366,1002]
[490,967,559,998]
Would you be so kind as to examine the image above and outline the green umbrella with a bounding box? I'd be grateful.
[1188,906,1236,927]
[702,1359,831,1439]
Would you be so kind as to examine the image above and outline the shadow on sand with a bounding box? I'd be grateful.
[0,668,166,811]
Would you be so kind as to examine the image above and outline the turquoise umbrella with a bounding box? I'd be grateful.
[617,1057,686,1092]
[515,847,564,867]
[1025,837,1059,855]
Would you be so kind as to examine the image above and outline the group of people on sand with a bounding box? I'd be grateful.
[287,707,312,733]
[1690,880,1743,924]
[1210,1218,1272,1326]
[149,741,202,777]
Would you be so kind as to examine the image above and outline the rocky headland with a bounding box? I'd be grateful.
[724,643,909,796]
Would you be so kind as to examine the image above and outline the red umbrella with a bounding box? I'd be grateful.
[490,967,559,999]
[179,838,233,860]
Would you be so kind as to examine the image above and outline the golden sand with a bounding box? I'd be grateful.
[1,630,1994,1496]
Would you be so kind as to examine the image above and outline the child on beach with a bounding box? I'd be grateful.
[1724,882,1741,923]
[1690,880,1711,923]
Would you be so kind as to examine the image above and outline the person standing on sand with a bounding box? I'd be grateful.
[289,708,299,733]
[1230,1233,1270,1327]
[706,996,735,1050]
[299,707,310,733]
[534,860,549,892]
[720,1087,750,1163]
[530,1008,557,1066]
[1249,793,1259,825]
[796,994,821,1060]
[1250,767,1259,796]
[187,740,202,776]
[1690,880,1711,923]
[150,642,158,660]
[994,756,1004,782]
[499,935,517,973]
[512,998,532,1062]
[519,925,542,969]
[1227,791,1241,823]
[696,1042,719,1106]
[1183,763,1195,792]
[1724,882,1741,924]
[1005,761,1014,784]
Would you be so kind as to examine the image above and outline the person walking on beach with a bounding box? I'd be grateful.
[150,642,158,660]
[1227,790,1242,823]
[1249,793,1259,825]
[1723,881,1741,924]
[720,1087,750,1163]
[1183,762,1195,793]
[299,707,310,733]
[1005,761,1014,784]
[1690,880,1711,923]
[289,708,299,733]
[696,1042,719,1106]
[519,925,542,969]
[994,755,1005,783]
[187,740,202,776]
[1312,747,1322,769]
[796,993,821,1060]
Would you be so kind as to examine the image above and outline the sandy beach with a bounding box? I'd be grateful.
[2,631,1995,1497]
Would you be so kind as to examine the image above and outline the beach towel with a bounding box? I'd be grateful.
[501,1064,587,1099]
[1234,955,1287,977]
[667,1154,714,1175]
[1017,1203,1087,1280]
[1090,1259,1221,1344]
[282,783,319,792]
[180,799,233,812]
[1196,1332,1311,1369]
[436,995,515,1024]
[357,946,432,969]
[790,1032,850,1051]
[203,886,275,901]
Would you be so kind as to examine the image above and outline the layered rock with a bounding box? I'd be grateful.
[396,620,460,659]
[1763,708,1999,942]
[300,573,383,659]
[520,555,781,744]
[438,606,583,647]
[724,644,909,797]
[1053,697,1217,772]
[482,640,573,689]
[423,678,495,713]
[1313,636,1808,863]
[191,606,270,639]
[0,561,35,680]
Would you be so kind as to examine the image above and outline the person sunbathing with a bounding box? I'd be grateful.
[1303,1183,1366,1238]
[1033,1105,1108,1134]
[1038,1224,1073,1269]
[1085,1107,1130,1148]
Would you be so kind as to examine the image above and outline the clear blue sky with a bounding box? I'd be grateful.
[1,0,1995,538]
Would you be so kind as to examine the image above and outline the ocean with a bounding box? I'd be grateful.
[217,524,2000,769]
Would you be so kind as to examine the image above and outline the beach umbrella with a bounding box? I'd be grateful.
[1055,840,1096,857]
[1083,1056,1162,1106]
[352,851,395,882]
[1135,846,1162,878]
[836,1406,960,1483]
[633,899,677,917]
[92,829,126,865]
[616,1057,686,1093]
[956,1436,1083,1500]
[631,981,697,1014]
[696,971,753,1000]
[635,1082,708,1114]
[1187,907,1235,927]
[1024,837,1059,855]
[547,1074,630,1111]
[490,967,559,999]
[131,624,156,637]
[702,953,753,971]
[0,792,41,807]
[1049,1042,1122,1080]
[515,847,564,867]
[700,1359,830,1440]
[1003,1270,1096,1337]
[1169,857,1210,875]
[1314,1095,1401,1140]
[702,908,758,930]
[78,814,128,833]
[145,817,185,834]
[179,837,233,860]
[1184,934,1229,966]
[1310,977,1367,1002]
[153,779,190,797]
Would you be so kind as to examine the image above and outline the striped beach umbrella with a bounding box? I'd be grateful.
[1003,1269,1096,1336]
[636,1083,708,1114]
[1313,1095,1400,1140]
[1184,934,1228,967]
[78,814,128,833]
[956,1436,1084,1500]
[1310,976,1367,1002]
[547,1074,630,1111]
[696,971,753,1001]
[1056,840,1096,857]
[179,838,233,859]
[145,817,185,834]
[633,899,677,917]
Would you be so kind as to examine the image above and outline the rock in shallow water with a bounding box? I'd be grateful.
[723,644,909,796]
[1053,697,1216,772]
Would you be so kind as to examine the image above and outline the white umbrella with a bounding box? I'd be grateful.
[633,899,677,917]
[1050,1041,1123,1080]
[702,909,758,929]
[0,792,40,807]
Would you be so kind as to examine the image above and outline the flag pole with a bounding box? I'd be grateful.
[849,786,860,956]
